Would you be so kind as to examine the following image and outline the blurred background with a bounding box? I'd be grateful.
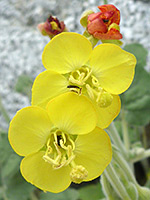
[0,0,150,200]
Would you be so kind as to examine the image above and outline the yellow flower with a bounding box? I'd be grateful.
[8,93,112,193]
[32,32,136,129]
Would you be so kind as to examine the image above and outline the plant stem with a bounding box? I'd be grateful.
[101,174,114,200]
[0,165,8,200]
[112,146,137,184]
[131,149,150,163]
[103,0,108,4]
[106,122,127,159]
[121,108,130,150]
[0,95,10,123]
[104,163,131,200]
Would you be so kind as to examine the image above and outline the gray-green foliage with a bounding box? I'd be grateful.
[121,43,150,126]
[40,188,79,200]
[15,74,33,98]
[0,134,34,200]
[78,183,104,200]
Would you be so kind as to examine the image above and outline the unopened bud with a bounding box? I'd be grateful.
[37,15,68,39]
[80,10,94,27]
[81,4,123,42]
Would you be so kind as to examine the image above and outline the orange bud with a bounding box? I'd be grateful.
[87,4,122,40]
[98,4,120,25]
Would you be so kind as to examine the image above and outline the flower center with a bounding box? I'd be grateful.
[68,66,113,108]
[43,129,75,169]
[43,129,88,183]
[50,21,60,31]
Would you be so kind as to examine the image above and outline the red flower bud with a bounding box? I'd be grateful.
[87,4,122,40]
[38,16,67,38]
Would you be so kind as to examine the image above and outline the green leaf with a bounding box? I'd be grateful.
[6,172,34,200]
[124,43,147,66]
[15,74,33,98]
[79,183,104,200]
[121,43,150,126]
[114,120,140,143]
[40,188,79,200]
[2,154,21,178]
[0,134,14,165]
[0,134,21,179]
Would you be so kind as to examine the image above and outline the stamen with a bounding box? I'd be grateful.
[67,136,75,150]
[84,67,92,82]
[54,132,58,144]
[60,139,68,150]
[69,67,92,86]
[96,87,103,103]
[91,75,99,87]
[86,84,95,100]
[43,131,76,169]
[62,132,66,144]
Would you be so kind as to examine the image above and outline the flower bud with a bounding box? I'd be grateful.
[80,10,94,27]
[85,4,122,41]
[37,15,67,39]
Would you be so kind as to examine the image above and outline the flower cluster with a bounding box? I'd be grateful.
[87,4,122,40]
[80,4,123,45]
[8,4,136,194]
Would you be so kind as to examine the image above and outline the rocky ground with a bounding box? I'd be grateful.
[0,0,150,130]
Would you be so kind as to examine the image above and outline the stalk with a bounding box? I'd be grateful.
[106,122,127,159]
[131,149,150,163]
[104,163,131,200]
[103,0,108,4]
[121,108,130,150]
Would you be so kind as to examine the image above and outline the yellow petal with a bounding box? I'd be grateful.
[8,107,52,156]
[32,70,68,109]
[21,151,71,193]
[90,44,136,94]
[47,92,97,135]
[42,32,92,74]
[96,95,121,129]
[74,127,112,181]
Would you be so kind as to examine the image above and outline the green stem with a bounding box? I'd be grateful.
[0,95,10,123]
[104,163,131,200]
[101,174,114,200]
[131,149,150,163]
[103,0,108,4]
[142,126,147,149]
[112,146,137,184]
[0,165,8,200]
[106,122,127,159]
[121,108,130,150]
[112,146,150,200]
